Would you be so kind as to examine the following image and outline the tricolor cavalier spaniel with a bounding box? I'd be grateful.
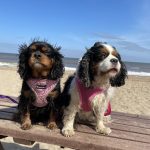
[17,40,64,130]
[61,42,127,137]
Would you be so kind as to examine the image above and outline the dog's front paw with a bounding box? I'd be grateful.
[96,127,111,135]
[21,122,32,130]
[47,122,57,130]
[62,128,75,137]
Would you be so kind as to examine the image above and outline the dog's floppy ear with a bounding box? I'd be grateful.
[78,53,91,87]
[17,44,30,80]
[110,60,127,87]
[50,48,64,80]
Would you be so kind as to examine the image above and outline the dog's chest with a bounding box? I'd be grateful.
[75,78,105,112]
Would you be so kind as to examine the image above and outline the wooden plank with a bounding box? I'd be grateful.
[0,105,17,113]
[111,129,150,144]
[0,96,18,102]
[111,122,150,135]
[0,97,18,108]
[0,111,14,120]
[112,111,150,120]
[111,112,150,128]
[1,106,150,127]
[77,120,150,136]
[112,112,150,124]
[112,117,150,129]
[112,115,150,126]
[77,114,150,131]
[0,120,150,150]
[76,124,150,144]
[0,101,17,107]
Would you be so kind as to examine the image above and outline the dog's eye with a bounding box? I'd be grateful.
[28,49,35,55]
[43,51,51,56]
[101,53,107,59]
[43,51,49,54]
[31,49,35,52]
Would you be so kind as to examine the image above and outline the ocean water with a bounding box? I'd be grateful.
[0,52,150,76]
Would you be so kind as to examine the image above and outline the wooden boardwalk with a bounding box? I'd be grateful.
[0,96,150,150]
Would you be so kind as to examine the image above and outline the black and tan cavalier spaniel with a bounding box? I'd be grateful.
[17,40,64,130]
[62,42,127,137]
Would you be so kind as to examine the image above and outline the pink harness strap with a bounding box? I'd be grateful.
[104,101,111,116]
[76,78,111,116]
[27,79,58,107]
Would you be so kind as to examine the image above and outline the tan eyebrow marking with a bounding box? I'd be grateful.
[42,46,48,51]
[112,50,118,57]
[30,45,36,50]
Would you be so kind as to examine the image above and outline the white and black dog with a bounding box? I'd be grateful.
[61,42,127,137]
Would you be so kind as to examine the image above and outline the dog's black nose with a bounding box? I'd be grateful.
[34,51,41,58]
[110,58,118,64]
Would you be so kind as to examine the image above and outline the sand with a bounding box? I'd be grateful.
[0,67,150,149]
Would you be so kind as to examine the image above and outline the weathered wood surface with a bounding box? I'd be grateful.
[0,97,150,150]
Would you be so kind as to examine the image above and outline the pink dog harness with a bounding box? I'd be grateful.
[27,79,58,107]
[76,78,111,116]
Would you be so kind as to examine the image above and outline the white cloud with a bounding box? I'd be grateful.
[92,33,125,40]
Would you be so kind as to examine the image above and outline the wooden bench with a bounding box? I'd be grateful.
[0,96,150,150]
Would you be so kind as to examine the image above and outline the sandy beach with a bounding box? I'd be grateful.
[0,67,150,149]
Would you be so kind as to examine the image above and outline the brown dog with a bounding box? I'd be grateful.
[17,40,64,130]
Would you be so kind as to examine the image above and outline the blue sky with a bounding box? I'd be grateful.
[0,0,150,63]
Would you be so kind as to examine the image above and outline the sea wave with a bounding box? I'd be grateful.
[0,62,17,68]
[128,71,150,76]
[65,67,76,71]
[65,67,150,76]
